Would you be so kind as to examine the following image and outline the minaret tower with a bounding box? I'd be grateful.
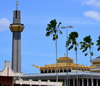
[9,1,24,73]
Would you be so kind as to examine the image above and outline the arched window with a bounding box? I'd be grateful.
[48,70,51,73]
[45,70,47,73]
[41,70,44,73]
[60,69,63,72]
[52,70,55,73]
[69,69,71,72]
[64,69,66,72]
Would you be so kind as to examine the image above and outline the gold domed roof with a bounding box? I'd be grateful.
[57,56,73,63]
[39,55,91,71]
[57,56,73,61]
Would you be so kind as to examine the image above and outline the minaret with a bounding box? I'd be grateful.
[9,1,24,73]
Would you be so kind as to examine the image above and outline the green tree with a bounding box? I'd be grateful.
[45,19,62,40]
[80,35,94,86]
[66,31,79,86]
[80,35,94,59]
[96,36,100,51]
[45,19,62,82]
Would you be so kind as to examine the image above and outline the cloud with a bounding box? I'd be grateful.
[0,18,11,31]
[83,11,100,21]
[82,0,100,7]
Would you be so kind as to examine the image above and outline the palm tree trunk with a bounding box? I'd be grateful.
[90,48,93,86]
[55,39,58,82]
[76,46,78,86]
[66,28,68,86]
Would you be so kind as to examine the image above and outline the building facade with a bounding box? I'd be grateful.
[22,56,100,86]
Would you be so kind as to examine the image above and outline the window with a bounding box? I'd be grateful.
[15,11,17,19]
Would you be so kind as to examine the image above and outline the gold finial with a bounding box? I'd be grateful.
[16,1,18,5]
[16,1,18,10]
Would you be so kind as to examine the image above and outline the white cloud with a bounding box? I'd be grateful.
[82,0,100,7]
[0,18,11,31]
[83,11,100,21]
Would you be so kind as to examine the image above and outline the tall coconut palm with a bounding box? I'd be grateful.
[80,35,94,58]
[80,35,94,86]
[66,31,79,86]
[45,19,62,82]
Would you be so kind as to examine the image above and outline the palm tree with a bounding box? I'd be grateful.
[80,35,94,58]
[45,19,62,82]
[66,31,79,86]
[96,36,100,51]
[80,35,94,86]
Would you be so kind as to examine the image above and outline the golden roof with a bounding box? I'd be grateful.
[40,61,90,69]
[32,56,98,71]
[57,56,73,61]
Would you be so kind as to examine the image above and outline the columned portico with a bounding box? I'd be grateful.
[22,72,100,86]
[65,78,99,86]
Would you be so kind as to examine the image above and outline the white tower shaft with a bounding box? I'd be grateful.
[12,32,21,72]
[9,9,24,73]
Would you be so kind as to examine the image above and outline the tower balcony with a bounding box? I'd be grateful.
[9,24,24,32]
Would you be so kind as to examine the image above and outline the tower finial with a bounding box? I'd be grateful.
[16,1,18,10]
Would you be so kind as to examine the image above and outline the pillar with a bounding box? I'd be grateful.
[78,79,80,86]
[64,79,66,86]
[69,79,70,86]
[96,79,98,86]
[51,69,52,73]
[82,78,84,86]
[87,79,89,86]
[91,79,93,86]
[63,69,64,72]
[47,70,48,73]
[73,79,75,86]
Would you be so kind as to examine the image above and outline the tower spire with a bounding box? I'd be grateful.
[16,1,18,10]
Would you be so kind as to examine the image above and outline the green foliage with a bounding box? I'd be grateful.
[45,19,62,40]
[83,35,91,43]
[80,35,94,56]
[59,81,65,85]
[66,31,79,51]
[96,36,100,51]
[69,31,78,39]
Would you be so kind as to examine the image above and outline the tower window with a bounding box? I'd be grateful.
[16,11,17,19]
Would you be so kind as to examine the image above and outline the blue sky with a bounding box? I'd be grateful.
[0,0,100,73]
